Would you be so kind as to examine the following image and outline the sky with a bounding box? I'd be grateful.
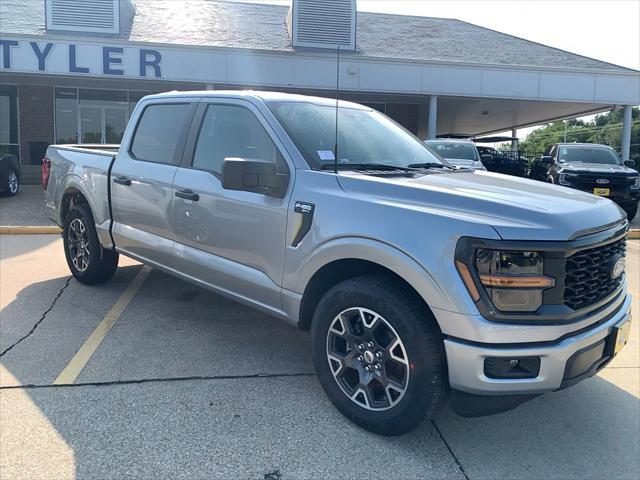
[237,0,640,137]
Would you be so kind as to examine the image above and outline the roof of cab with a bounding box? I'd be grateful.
[144,90,370,109]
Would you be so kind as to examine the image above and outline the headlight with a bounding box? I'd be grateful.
[632,177,640,189]
[473,250,554,312]
[558,173,571,186]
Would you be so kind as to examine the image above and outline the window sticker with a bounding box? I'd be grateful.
[317,150,335,161]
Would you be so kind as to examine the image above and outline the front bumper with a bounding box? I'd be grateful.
[445,292,632,396]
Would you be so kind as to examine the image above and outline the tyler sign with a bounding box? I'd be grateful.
[0,38,163,77]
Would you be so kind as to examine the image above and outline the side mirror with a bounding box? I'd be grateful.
[540,156,554,164]
[624,159,636,169]
[480,154,494,162]
[221,157,288,198]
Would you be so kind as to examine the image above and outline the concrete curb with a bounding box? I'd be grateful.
[0,226,62,235]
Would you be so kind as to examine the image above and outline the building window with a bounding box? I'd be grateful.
[55,88,78,144]
[0,84,20,163]
[55,88,149,146]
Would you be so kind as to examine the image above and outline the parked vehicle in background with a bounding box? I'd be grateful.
[530,143,640,220]
[0,153,20,196]
[44,91,632,435]
[475,143,529,177]
[424,139,487,170]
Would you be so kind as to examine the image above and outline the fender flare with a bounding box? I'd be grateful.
[291,236,456,313]
[59,174,112,247]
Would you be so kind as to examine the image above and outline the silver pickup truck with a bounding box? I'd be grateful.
[44,91,632,435]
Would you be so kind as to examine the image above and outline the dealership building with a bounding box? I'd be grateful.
[1,0,639,183]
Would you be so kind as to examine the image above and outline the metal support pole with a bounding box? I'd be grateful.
[621,105,632,161]
[427,95,438,140]
[511,128,517,151]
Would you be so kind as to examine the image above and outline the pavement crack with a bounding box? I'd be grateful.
[432,419,470,480]
[0,371,316,390]
[0,276,72,358]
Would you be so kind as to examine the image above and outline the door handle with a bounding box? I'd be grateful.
[175,189,199,201]
[113,176,131,186]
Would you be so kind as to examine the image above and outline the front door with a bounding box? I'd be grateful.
[171,99,292,313]
[110,100,196,266]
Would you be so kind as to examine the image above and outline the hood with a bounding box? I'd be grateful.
[560,163,639,175]
[336,170,625,241]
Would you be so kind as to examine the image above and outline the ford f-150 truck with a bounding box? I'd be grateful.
[530,143,640,220]
[44,91,632,435]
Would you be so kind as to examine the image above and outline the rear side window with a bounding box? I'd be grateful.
[131,103,191,165]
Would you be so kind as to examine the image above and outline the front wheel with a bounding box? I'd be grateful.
[3,168,19,196]
[311,275,447,435]
[63,204,119,284]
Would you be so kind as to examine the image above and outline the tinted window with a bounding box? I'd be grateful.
[426,141,478,160]
[268,101,442,169]
[193,104,284,174]
[131,103,191,164]
[558,146,621,165]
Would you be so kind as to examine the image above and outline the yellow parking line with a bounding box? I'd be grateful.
[0,226,62,234]
[53,266,151,385]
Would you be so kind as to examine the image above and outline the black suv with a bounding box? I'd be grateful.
[530,143,640,220]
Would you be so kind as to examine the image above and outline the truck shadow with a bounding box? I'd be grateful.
[0,266,638,479]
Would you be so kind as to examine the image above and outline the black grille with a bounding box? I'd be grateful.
[564,237,626,310]
[565,173,634,188]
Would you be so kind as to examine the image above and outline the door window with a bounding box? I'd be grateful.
[130,103,191,165]
[192,104,284,175]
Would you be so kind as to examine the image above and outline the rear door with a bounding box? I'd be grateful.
[110,98,197,266]
[170,98,293,313]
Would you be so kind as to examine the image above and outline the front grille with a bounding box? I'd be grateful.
[566,173,633,188]
[564,237,626,310]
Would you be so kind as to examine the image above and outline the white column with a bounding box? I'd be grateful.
[511,128,518,151]
[621,105,632,161]
[427,95,438,140]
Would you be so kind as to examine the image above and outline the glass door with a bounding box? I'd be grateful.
[105,107,127,144]
[80,106,127,144]
[80,106,103,143]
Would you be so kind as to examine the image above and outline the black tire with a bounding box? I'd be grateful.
[3,168,19,196]
[623,204,638,221]
[311,274,447,435]
[63,203,119,284]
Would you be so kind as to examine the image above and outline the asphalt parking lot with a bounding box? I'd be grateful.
[0,234,638,480]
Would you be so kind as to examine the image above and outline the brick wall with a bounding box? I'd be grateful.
[19,84,54,166]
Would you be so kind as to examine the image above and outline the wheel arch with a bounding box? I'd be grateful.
[294,238,453,331]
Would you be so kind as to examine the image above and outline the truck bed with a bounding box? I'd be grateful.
[43,144,119,247]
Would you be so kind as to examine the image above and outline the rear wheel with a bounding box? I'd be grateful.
[63,204,118,284]
[311,275,447,435]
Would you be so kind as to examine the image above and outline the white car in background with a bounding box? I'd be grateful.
[425,138,487,170]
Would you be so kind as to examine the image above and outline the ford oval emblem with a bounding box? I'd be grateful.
[612,257,625,279]
[596,178,610,184]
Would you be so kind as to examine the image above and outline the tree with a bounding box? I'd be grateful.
[519,107,640,166]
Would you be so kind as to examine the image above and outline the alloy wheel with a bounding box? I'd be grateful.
[7,171,18,194]
[326,307,409,411]
[68,218,90,272]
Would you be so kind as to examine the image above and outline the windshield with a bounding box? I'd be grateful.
[558,146,622,165]
[267,101,444,169]
[426,141,478,160]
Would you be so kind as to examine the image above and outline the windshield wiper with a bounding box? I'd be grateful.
[407,162,454,170]
[320,163,420,172]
